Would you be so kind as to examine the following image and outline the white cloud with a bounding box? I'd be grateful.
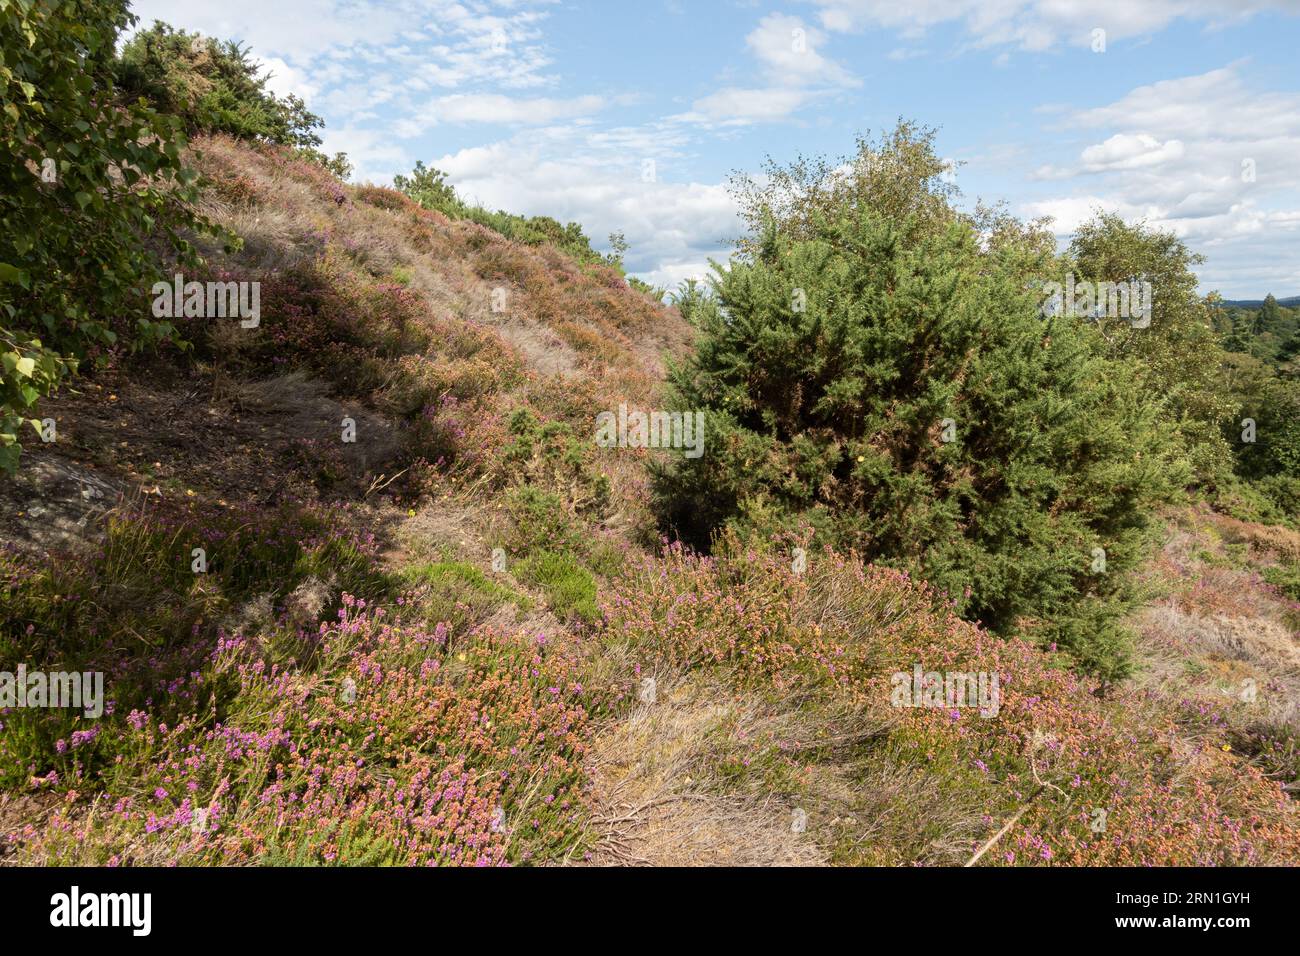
[1027,133,1187,180]
[1020,195,1157,233]
[129,0,413,62]
[128,0,1300,296]
[1021,63,1300,295]
[392,94,606,136]
[254,56,319,104]
[681,87,814,125]
[430,129,740,281]
[640,258,717,292]
[677,13,855,126]
[1078,133,1186,172]
[746,13,857,87]
[1072,65,1300,140]
[319,126,414,183]
[127,0,562,125]
[809,0,1300,51]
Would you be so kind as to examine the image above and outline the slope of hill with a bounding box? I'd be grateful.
[2,135,1298,867]
[0,134,690,864]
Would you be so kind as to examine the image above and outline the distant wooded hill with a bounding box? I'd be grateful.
[1221,295,1300,308]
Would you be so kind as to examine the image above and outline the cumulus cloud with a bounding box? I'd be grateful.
[1020,195,1159,234]
[319,126,414,182]
[431,128,739,286]
[746,13,858,87]
[1072,65,1300,140]
[1021,63,1300,294]
[1079,133,1186,171]
[679,13,856,125]
[254,56,319,104]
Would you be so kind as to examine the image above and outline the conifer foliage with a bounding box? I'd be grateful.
[655,125,1187,679]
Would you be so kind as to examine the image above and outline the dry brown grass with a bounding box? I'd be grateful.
[1131,509,1300,794]
[1220,517,1300,562]
[586,671,827,866]
[193,134,690,410]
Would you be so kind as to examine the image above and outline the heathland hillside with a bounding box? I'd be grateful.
[2,8,1298,866]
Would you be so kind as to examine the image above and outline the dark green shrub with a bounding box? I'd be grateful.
[114,22,350,177]
[115,22,321,147]
[394,161,620,268]
[654,124,1187,680]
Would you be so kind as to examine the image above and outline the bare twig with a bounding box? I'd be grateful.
[964,787,1044,868]
[364,467,409,499]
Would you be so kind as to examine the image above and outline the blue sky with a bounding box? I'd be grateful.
[129,1,1300,297]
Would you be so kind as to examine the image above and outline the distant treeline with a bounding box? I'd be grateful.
[1221,296,1300,309]
[1215,293,1300,372]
